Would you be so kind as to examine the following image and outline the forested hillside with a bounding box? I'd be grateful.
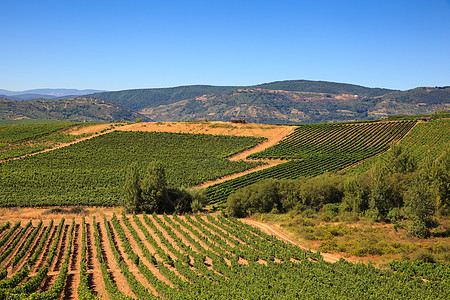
[1,80,448,124]
[0,97,148,122]
[86,80,448,124]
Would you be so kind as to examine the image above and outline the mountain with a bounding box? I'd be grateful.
[86,80,400,123]
[88,85,238,111]
[1,80,448,123]
[370,86,450,116]
[138,88,381,123]
[135,86,449,123]
[0,97,148,122]
[0,89,106,100]
[0,94,60,101]
[253,80,393,97]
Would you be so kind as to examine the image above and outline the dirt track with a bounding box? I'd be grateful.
[242,219,342,263]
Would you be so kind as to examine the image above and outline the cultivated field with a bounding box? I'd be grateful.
[0,211,448,299]
[206,120,417,205]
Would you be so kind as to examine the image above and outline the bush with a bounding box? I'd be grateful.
[226,179,280,217]
[413,250,436,263]
[409,220,430,238]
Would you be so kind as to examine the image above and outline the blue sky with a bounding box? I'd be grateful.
[1,0,449,91]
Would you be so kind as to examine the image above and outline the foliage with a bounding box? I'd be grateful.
[0,97,148,122]
[226,179,282,217]
[1,215,448,299]
[0,122,88,160]
[209,121,415,205]
[0,131,264,207]
[254,79,394,97]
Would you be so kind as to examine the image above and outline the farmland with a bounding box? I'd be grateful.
[0,122,93,160]
[206,120,416,205]
[0,213,448,299]
[0,130,264,207]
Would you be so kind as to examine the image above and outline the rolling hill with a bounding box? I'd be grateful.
[87,80,448,123]
[0,97,149,122]
[1,80,449,123]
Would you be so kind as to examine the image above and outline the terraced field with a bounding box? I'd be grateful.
[0,215,447,299]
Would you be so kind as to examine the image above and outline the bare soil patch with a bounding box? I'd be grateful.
[113,121,295,139]
[242,219,342,263]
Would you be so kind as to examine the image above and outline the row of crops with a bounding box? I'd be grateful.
[206,120,417,204]
[0,122,90,160]
[397,119,450,166]
[248,120,416,160]
[0,214,447,299]
[346,118,450,173]
[0,131,264,206]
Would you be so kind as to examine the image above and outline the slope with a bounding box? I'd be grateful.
[0,97,149,122]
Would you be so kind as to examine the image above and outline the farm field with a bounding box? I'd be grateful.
[0,120,423,207]
[346,118,450,173]
[0,122,95,161]
[0,131,264,207]
[0,212,448,299]
[206,120,417,205]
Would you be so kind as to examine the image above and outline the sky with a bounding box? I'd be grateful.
[1,0,449,91]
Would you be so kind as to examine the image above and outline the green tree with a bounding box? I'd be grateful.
[140,161,170,213]
[226,179,280,217]
[123,162,141,213]
[421,150,450,216]
[404,180,436,238]
[384,143,417,174]
[342,174,370,213]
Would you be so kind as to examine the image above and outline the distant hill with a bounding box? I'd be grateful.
[1,80,448,123]
[253,80,394,97]
[138,88,383,123]
[370,86,450,117]
[0,89,106,100]
[88,85,238,111]
[0,97,148,122]
[0,94,59,101]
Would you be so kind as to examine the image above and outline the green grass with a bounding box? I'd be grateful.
[0,131,264,207]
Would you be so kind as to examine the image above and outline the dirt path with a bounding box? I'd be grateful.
[193,127,296,189]
[193,159,286,189]
[97,218,136,298]
[228,126,296,161]
[63,223,81,300]
[85,221,108,299]
[242,219,341,263]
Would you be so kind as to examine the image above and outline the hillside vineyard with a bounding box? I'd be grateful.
[206,120,416,205]
[0,215,448,299]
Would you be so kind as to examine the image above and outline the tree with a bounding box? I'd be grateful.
[123,162,141,213]
[384,143,417,175]
[140,162,170,213]
[123,161,198,214]
[404,180,436,238]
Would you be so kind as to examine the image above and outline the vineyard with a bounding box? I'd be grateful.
[0,131,264,207]
[0,214,447,299]
[346,118,450,173]
[0,122,90,160]
[206,120,417,205]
